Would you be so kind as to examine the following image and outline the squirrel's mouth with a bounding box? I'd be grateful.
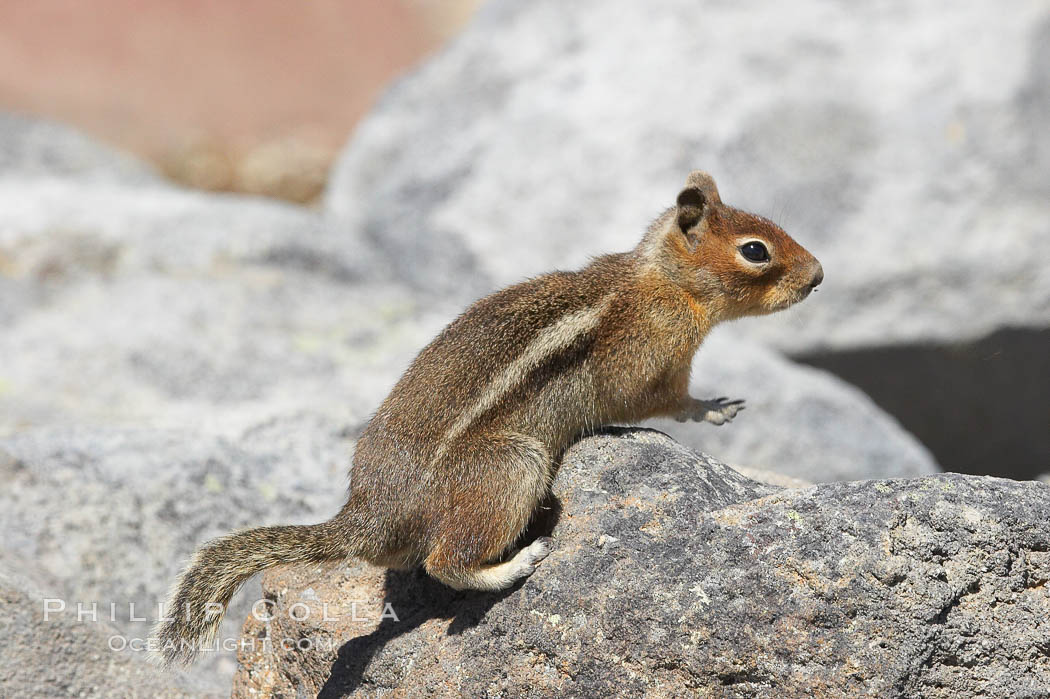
[765,285,814,312]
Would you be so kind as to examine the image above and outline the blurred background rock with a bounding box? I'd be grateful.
[0,0,483,203]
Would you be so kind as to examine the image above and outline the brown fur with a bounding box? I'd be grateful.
[153,171,822,665]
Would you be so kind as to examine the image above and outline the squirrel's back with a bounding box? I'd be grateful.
[353,250,702,476]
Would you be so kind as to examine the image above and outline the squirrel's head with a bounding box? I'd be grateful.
[642,170,823,321]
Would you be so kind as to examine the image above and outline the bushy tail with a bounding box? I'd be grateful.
[152,520,349,666]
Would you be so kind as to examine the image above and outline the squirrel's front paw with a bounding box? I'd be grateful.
[675,396,745,425]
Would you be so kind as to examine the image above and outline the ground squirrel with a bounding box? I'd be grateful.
[154,170,823,665]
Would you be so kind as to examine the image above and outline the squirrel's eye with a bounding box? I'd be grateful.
[740,241,770,263]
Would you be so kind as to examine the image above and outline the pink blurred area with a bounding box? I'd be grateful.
[0,0,479,200]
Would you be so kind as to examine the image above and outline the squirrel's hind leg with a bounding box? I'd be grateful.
[424,432,553,591]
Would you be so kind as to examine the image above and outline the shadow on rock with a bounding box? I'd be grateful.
[318,495,562,698]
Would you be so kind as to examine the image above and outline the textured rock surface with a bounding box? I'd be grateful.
[0,426,352,692]
[0,547,190,698]
[327,0,1050,352]
[232,429,1050,697]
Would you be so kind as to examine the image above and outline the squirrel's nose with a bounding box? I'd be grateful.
[809,262,824,289]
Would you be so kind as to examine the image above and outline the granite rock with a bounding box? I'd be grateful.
[231,429,1050,697]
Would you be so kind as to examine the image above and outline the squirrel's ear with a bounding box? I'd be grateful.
[683,170,721,205]
[675,186,707,242]
[675,171,722,247]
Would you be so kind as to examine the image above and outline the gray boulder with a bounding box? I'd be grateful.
[231,429,1050,698]
[0,175,389,327]
[0,146,440,428]
[0,426,351,694]
[0,111,159,184]
[650,329,936,482]
[0,546,191,698]
[327,0,1050,351]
